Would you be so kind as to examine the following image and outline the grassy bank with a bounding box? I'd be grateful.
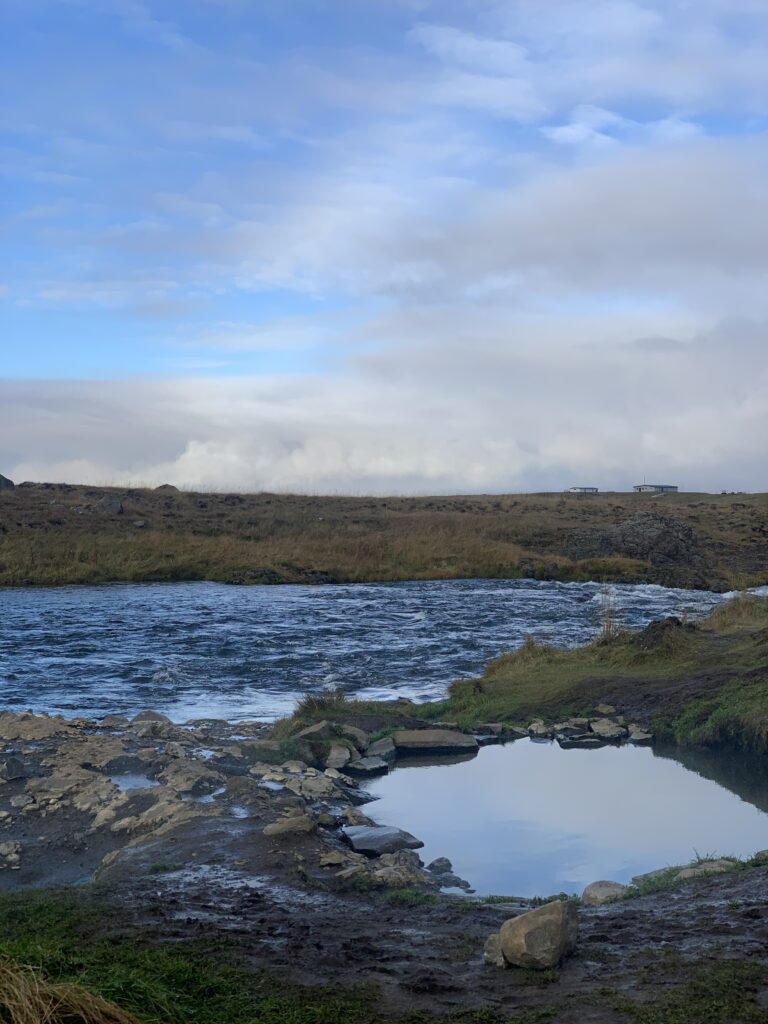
[1,483,767,589]
[277,596,768,753]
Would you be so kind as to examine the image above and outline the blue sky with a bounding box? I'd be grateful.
[2,1,768,491]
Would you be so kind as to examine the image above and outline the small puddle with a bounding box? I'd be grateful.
[365,741,768,897]
[110,773,160,792]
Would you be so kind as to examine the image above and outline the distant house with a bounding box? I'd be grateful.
[567,486,598,494]
[633,484,678,494]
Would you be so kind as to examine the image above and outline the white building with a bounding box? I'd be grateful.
[633,484,678,493]
[567,486,599,494]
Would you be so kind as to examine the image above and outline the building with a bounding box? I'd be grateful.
[567,486,598,494]
[633,484,678,494]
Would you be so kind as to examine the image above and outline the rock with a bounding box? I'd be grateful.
[10,794,34,809]
[131,710,172,724]
[344,824,424,855]
[341,807,374,827]
[155,483,179,491]
[338,724,369,750]
[392,729,479,755]
[484,933,506,968]
[158,761,224,796]
[365,737,396,763]
[553,719,590,737]
[93,494,123,514]
[99,715,129,729]
[589,718,628,741]
[263,814,316,837]
[0,474,15,490]
[325,744,352,770]
[631,866,679,886]
[581,880,629,905]
[427,857,453,874]
[284,774,339,800]
[0,712,72,742]
[295,720,333,741]
[499,900,578,970]
[528,720,553,739]
[0,756,27,781]
[165,742,187,759]
[0,841,21,870]
[132,520,147,528]
[628,726,653,745]
[557,734,606,750]
[476,723,503,736]
[595,703,616,716]
[345,756,389,776]
[677,858,738,880]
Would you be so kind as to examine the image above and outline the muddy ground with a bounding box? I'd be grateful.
[2,709,768,1021]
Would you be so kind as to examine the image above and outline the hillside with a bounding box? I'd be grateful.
[0,482,766,589]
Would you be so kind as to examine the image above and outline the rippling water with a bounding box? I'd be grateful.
[0,579,732,722]
[0,577,741,720]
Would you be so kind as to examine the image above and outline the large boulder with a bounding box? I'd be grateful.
[0,474,14,490]
[345,756,389,775]
[263,814,316,838]
[325,744,352,770]
[392,729,478,755]
[498,900,578,969]
[93,494,123,514]
[344,824,424,855]
[581,880,629,905]
[0,756,27,781]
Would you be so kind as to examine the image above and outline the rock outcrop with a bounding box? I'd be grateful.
[581,880,629,905]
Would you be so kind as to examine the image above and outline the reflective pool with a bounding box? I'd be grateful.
[365,740,768,897]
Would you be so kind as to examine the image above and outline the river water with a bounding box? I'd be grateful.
[0,578,729,721]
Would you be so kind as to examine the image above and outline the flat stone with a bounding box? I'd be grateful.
[595,703,617,715]
[131,710,172,725]
[345,756,389,776]
[392,729,478,755]
[581,880,629,905]
[589,718,628,741]
[476,723,503,736]
[557,734,606,750]
[344,824,424,855]
[295,720,333,741]
[263,814,316,837]
[499,900,578,970]
[628,727,653,745]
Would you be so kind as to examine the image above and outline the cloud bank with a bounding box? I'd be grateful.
[2,1,768,492]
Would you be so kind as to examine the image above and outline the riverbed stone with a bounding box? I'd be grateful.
[325,744,352,770]
[344,824,424,855]
[527,720,553,739]
[595,703,617,716]
[589,718,628,741]
[392,729,478,755]
[338,724,369,751]
[498,900,578,969]
[0,712,73,742]
[0,841,21,870]
[263,814,316,838]
[345,756,389,775]
[557,734,606,750]
[365,737,396,763]
[627,726,653,745]
[581,880,629,905]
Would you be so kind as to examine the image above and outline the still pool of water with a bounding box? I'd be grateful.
[0,578,732,721]
[365,741,768,897]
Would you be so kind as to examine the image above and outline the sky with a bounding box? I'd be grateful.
[2,0,767,493]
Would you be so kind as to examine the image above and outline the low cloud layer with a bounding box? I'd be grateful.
[3,1,768,492]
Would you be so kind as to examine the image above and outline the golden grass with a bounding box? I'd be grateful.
[0,957,139,1024]
[1,484,766,589]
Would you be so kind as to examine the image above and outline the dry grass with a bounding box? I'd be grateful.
[1,484,766,589]
[0,957,139,1024]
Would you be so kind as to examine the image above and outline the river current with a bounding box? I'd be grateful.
[0,578,733,722]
